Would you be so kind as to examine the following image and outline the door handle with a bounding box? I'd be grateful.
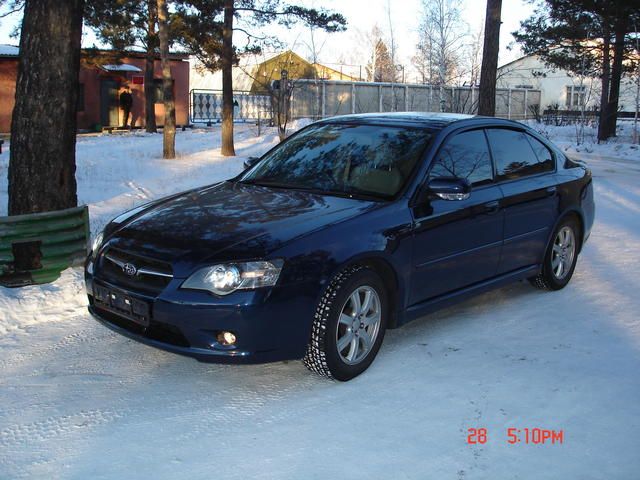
[483,200,500,215]
[546,186,557,197]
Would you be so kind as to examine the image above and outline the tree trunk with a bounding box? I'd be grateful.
[221,0,236,156]
[478,0,502,116]
[8,0,84,218]
[597,29,611,142]
[157,0,175,159]
[144,0,158,133]
[604,16,628,139]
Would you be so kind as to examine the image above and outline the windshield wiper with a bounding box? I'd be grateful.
[240,179,315,192]
[241,179,388,201]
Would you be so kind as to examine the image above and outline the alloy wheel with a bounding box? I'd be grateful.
[335,285,382,365]
[551,226,576,280]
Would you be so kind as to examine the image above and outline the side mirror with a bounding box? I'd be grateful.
[243,156,260,170]
[426,177,471,201]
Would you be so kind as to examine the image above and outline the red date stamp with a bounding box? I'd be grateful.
[467,428,564,445]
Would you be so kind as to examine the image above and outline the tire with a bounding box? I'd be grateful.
[530,216,580,291]
[304,265,388,381]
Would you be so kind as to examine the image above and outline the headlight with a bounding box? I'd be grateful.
[91,231,104,258]
[182,260,284,296]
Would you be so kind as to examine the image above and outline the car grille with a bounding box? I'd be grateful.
[97,247,173,295]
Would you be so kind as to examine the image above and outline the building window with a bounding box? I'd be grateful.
[77,83,85,112]
[565,85,586,109]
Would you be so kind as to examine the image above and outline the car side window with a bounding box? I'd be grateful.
[486,128,553,181]
[429,130,493,187]
[525,134,555,171]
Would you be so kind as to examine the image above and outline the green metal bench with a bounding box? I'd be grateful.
[0,205,90,287]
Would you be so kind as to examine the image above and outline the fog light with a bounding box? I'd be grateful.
[217,331,237,346]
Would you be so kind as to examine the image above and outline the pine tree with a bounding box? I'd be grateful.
[367,39,397,82]
[174,0,346,156]
[8,0,84,216]
[157,0,175,158]
[478,0,502,116]
[514,0,640,141]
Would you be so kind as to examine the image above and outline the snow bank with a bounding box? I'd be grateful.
[523,119,640,160]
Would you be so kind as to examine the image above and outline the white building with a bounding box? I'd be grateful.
[497,54,637,113]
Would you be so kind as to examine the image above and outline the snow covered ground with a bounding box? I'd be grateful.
[1,121,640,479]
[527,118,640,160]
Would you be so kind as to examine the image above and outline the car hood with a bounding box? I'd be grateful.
[104,181,375,277]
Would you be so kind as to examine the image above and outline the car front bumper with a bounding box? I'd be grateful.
[85,269,317,364]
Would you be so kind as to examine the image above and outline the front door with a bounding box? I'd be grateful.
[409,129,504,305]
[100,79,119,127]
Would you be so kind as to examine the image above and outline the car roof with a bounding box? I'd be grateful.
[316,112,523,130]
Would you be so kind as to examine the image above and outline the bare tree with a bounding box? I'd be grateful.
[386,0,397,79]
[478,0,502,116]
[465,18,484,87]
[157,0,175,158]
[416,0,468,86]
[238,50,305,140]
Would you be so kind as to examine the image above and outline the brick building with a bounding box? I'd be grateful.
[0,46,190,133]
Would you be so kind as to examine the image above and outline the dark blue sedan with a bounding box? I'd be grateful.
[85,113,595,381]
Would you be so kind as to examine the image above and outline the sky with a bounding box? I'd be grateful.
[0,0,535,82]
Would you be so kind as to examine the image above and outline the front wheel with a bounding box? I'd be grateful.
[530,216,580,291]
[304,266,388,381]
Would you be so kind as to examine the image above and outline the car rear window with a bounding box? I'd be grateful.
[486,128,554,181]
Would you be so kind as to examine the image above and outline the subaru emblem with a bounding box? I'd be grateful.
[123,263,137,276]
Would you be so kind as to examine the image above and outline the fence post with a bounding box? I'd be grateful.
[378,85,383,112]
[405,85,409,111]
[321,81,326,118]
[524,89,528,120]
[508,88,512,119]
[470,86,475,114]
[351,82,356,114]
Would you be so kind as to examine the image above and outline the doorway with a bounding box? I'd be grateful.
[100,79,119,127]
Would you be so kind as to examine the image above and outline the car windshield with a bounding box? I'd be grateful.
[240,123,432,199]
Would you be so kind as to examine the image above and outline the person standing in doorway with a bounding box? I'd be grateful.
[119,85,133,128]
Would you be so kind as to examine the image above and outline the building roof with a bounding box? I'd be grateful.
[0,45,19,57]
[101,64,143,72]
[0,46,189,61]
[497,54,540,71]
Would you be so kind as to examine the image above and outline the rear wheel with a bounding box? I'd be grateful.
[304,266,388,381]
[530,216,580,291]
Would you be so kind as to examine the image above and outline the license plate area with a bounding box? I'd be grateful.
[93,283,151,327]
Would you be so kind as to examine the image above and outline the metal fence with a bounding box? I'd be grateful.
[290,79,542,121]
[190,81,542,124]
[0,205,90,287]
[190,89,271,123]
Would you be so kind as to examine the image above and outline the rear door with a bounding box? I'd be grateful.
[409,129,504,305]
[485,128,558,274]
